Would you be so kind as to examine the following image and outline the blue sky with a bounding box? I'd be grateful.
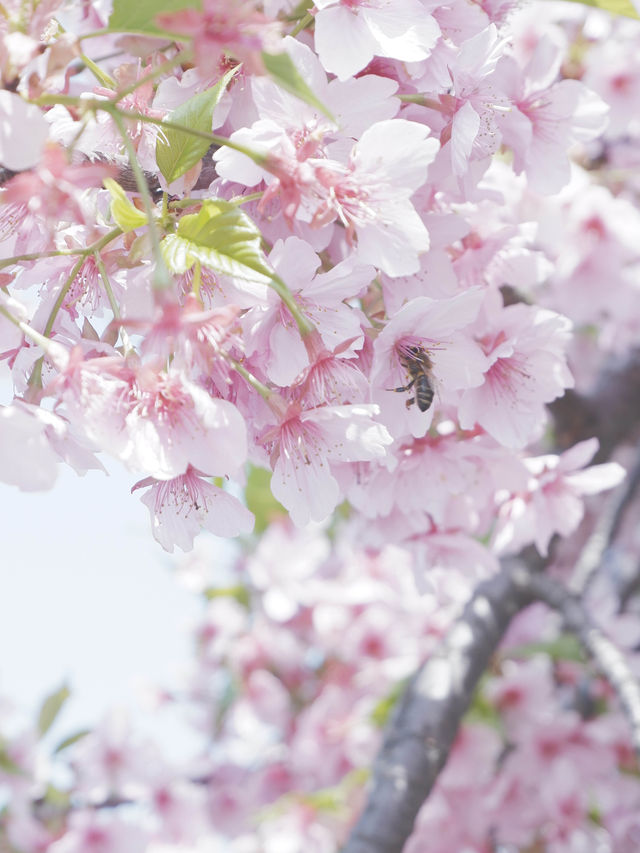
[0,459,204,752]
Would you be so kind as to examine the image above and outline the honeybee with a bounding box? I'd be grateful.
[393,345,435,412]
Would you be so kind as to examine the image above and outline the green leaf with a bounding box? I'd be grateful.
[299,788,343,813]
[156,67,238,184]
[244,465,287,534]
[107,0,203,37]
[53,728,91,754]
[42,784,72,809]
[261,51,335,121]
[0,746,23,775]
[103,178,148,233]
[561,0,638,15]
[203,585,251,608]
[37,684,70,738]
[465,684,503,731]
[160,200,272,281]
[506,633,585,663]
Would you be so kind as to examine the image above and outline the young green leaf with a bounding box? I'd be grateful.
[203,585,251,608]
[37,684,71,738]
[156,66,238,184]
[161,200,273,281]
[262,51,335,121]
[104,178,148,232]
[108,0,202,37]
[53,728,92,754]
[245,465,287,534]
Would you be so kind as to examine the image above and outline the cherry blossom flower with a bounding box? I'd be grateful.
[0,91,49,171]
[247,36,400,146]
[415,25,521,180]
[499,39,609,194]
[261,402,392,526]
[59,357,248,481]
[458,294,574,448]
[156,0,281,77]
[493,438,626,556]
[0,400,102,491]
[313,0,440,81]
[371,288,487,437]
[1,145,116,229]
[309,119,439,276]
[133,467,254,553]
[241,236,373,386]
[216,119,439,276]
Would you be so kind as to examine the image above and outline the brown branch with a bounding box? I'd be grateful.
[341,561,538,853]
[343,563,640,853]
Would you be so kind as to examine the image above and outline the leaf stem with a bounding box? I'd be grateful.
[168,192,265,212]
[228,191,265,207]
[0,304,62,356]
[398,94,445,112]
[80,52,117,89]
[43,256,85,339]
[94,252,133,354]
[30,96,269,167]
[107,107,172,290]
[269,273,316,338]
[115,108,268,165]
[226,356,274,403]
[290,12,313,37]
[0,227,122,271]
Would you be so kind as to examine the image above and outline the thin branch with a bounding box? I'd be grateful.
[569,441,640,595]
[343,558,640,853]
[618,555,640,611]
[341,561,537,853]
[530,573,640,759]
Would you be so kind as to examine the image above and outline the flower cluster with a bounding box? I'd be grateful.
[3,519,640,851]
[1,0,640,849]
[0,0,626,576]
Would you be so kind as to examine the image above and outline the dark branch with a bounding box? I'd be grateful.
[342,561,537,853]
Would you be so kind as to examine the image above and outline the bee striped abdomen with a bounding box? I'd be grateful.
[414,373,434,412]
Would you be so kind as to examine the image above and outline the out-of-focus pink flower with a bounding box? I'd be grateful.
[0,91,48,170]
[500,38,609,194]
[157,0,280,77]
[2,144,116,227]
